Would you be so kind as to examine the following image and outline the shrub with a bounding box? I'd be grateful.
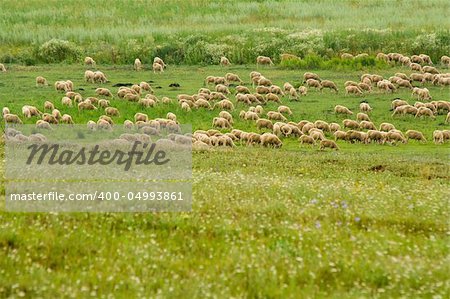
[37,39,81,63]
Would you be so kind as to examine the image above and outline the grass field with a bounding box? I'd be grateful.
[1,0,449,64]
[0,63,449,298]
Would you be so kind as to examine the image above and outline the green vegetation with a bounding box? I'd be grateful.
[0,64,449,297]
[0,0,449,65]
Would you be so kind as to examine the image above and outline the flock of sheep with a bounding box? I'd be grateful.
[2,52,450,150]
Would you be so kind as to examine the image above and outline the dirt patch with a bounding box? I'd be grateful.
[369,165,386,172]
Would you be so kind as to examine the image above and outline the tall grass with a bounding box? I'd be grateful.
[0,0,449,65]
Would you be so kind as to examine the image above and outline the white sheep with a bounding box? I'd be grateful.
[334,105,353,115]
[134,58,142,71]
[35,76,48,86]
[256,56,274,66]
[84,56,96,66]
[220,56,231,66]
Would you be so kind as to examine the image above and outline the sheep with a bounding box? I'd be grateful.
[320,80,338,93]
[234,86,249,94]
[153,57,166,68]
[334,105,353,115]
[256,85,270,94]
[214,100,234,111]
[266,93,281,103]
[2,107,10,117]
[52,109,61,120]
[359,121,376,130]
[161,97,172,104]
[333,130,347,141]
[433,130,444,144]
[134,113,149,122]
[0,63,6,72]
[42,113,58,124]
[303,72,321,81]
[96,88,113,97]
[345,80,359,87]
[320,139,339,150]
[36,120,52,130]
[210,91,227,100]
[35,76,48,87]
[220,56,231,66]
[305,79,321,90]
[84,70,95,83]
[299,135,316,145]
[104,107,119,117]
[359,102,372,113]
[270,85,284,96]
[22,105,41,117]
[257,77,272,87]
[356,112,370,122]
[379,123,395,132]
[97,119,112,131]
[415,107,435,119]
[84,56,96,66]
[225,73,243,84]
[289,88,299,101]
[298,86,308,96]
[124,93,140,102]
[405,130,427,142]
[376,53,389,62]
[358,83,372,92]
[441,55,450,66]
[22,106,32,118]
[343,119,360,129]
[246,133,261,146]
[256,118,273,130]
[134,58,142,71]
[396,79,413,89]
[181,102,191,112]
[367,130,387,144]
[277,105,293,116]
[194,99,211,109]
[131,84,142,95]
[86,120,97,131]
[260,133,282,148]
[267,111,287,122]
[215,84,230,94]
[422,66,439,74]
[377,80,396,93]
[313,120,330,132]
[391,105,418,117]
[283,82,294,92]
[419,54,433,64]
[329,123,341,132]
[219,111,233,124]
[346,130,368,144]
[387,131,407,144]
[410,73,425,83]
[341,53,354,59]
[410,63,422,72]
[96,99,109,108]
[310,130,326,141]
[256,56,274,66]
[212,117,232,129]
[412,87,432,101]
[44,101,55,110]
[61,114,74,125]
[255,105,264,115]
[301,122,315,134]
[54,80,70,91]
[400,56,411,66]
[345,85,363,95]
[61,96,72,107]
[94,71,107,83]
[77,101,97,111]
[391,99,409,109]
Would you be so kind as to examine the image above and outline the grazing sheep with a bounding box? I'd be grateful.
[305,79,321,90]
[367,130,386,144]
[342,119,360,129]
[358,83,372,92]
[333,130,347,141]
[391,105,418,117]
[258,77,272,86]
[22,106,31,118]
[78,101,97,111]
[334,105,353,115]
[415,107,435,119]
[256,85,270,94]
[314,120,330,132]
[255,105,264,115]
[391,99,409,109]
[346,130,368,144]
[153,57,166,68]
[212,117,232,129]
[52,109,61,120]
[44,101,55,110]
[260,133,282,148]
[379,123,395,132]
[36,120,52,130]
[341,53,354,59]
[446,112,450,123]
[84,56,96,66]
[299,135,316,145]
[4,114,22,124]
[219,111,233,124]
[220,56,231,66]
[388,131,407,144]
[356,112,371,121]
[181,102,191,112]
[215,84,230,94]
[345,85,363,95]
[267,111,287,122]
[396,79,413,89]
[410,63,422,72]
[405,130,427,142]
[35,76,48,87]
[423,66,439,74]
[96,88,113,97]
[359,121,376,130]
[61,97,72,107]
[235,85,251,94]
[303,72,321,82]
[345,81,359,87]
[310,130,326,141]
[0,63,6,72]
[266,93,281,103]
[301,123,315,134]
[289,88,299,101]
[277,105,293,116]
[214,100,234,111]
[104,107,119,117]
[61,114,74,125]
[97,119,112,130]
[320,80,338,93]
[283,82,294,92]
[84,70,95,83]
[134,113,148,122]
[194,99,211,109]
[225,73,243,84]
[329,123,341,132]
[246,133,261,146]
[134,58,142,71]
[42,113,58,124]
[433,130,444,144]
[161,97,172,104]
[412,87,432,101]
[256,118,273,130]
[92,71,107,84]
[359,102,372,113]
[441,55,450,66]
[97,99,110,108]
[2,107,10,117]
[320,139,339,150]
[256,56,274,66]
[298,86,307,96]
[377,80,396,93]
[376,53,389,62]
[419,54,433,64]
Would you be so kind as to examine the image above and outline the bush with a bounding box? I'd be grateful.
[37,39,81,63]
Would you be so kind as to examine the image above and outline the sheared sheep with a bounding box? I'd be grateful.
[61,114,74,125]
[212,117,232,129]
[220,56,231,66]
[405,130,427,142]
[342,119,359,129]
[256,56,273,66]
[256,118,273,130]
[134,58,142,71]
[260,133,282,148]
[267,111,287,122]
[356,112,370,121]
[335,105,353,115]
[345,85,363,95]
[320,80,338,93]
[320,139,339,150]
[305,79,321,90]
[35,76,48,86]
[84,56,96,66]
